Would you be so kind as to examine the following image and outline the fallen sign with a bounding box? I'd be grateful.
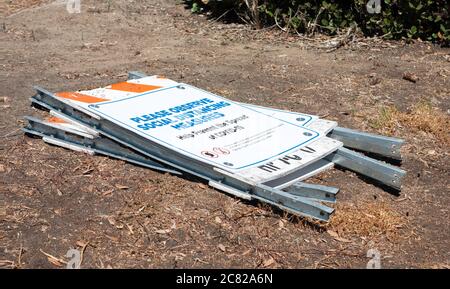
[23,114,337,191]
[24,71,406,222]
[23,115,339,204]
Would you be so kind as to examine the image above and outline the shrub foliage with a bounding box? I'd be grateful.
[191,0,449,44]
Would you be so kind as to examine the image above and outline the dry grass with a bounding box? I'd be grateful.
[328,201,406,240]
[369,102,450,146]
[0,0,48,16]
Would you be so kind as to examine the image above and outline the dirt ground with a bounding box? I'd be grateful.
[0,0,449,269]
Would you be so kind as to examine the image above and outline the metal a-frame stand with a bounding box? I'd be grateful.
[24,71,406,222]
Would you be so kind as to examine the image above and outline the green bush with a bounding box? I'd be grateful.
[190,0,449,44]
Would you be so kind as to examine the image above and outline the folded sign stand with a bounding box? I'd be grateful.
[24,71,406,222]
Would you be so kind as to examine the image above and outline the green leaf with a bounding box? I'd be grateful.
[191,3,200,14]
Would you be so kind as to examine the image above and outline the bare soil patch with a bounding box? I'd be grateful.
[0,0,449,268]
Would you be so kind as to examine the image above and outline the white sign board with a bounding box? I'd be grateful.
[87,85,322,171]
[52,76,341,183]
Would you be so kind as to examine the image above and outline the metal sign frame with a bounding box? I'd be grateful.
[30,89,336,221]
[26,71,406,221]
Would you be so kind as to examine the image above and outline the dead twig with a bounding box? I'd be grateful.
[79,241,89,268]
[308,7,325,36]
[17,244,23,268]
[325,24,358,52]
[208,9,231,25]
[0,260,15,269]
[243,0,261,29]
[1,128,21,138]
[274,9,287,32]
[40,249,67,267]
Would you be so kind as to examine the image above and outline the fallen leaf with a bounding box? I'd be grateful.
[106,216,123,229]
[403,72,419,83]
[327,230,339,238]
[115,184,129,190]
[334,236,352,243]
[327,230,352,243]
[86,185,95,193]
[155,229,171,234]
[105,235,119,242]
[76,240,88,247]
[218,244,226,252]
[214,216,222,224]
[107,216,116,226]
[102,189,114,196]
[262,256,275,268]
